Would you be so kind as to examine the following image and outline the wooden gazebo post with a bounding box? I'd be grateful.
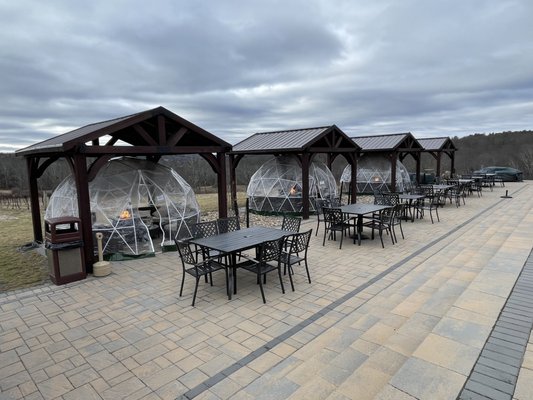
[216,152,228,218]
[26,158,43,243]
[390,152,398,193]
[73,154,94,273]
[301,153,310,218]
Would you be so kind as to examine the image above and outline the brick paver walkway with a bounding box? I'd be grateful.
[0,182,532,399]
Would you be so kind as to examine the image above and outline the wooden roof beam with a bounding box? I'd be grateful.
[133,124,158,146]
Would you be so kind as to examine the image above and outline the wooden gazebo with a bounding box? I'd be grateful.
[16,106,231,268]
[351,133,423,193]
[229,125,361,219]
[417,137,457,179]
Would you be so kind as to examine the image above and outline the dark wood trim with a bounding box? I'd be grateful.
[199,153,220,174]
[350,153,357,203]
[78,145,226,154]
[73,154,95,271]
[436,153,442,178]
[228,155,237,215]
[133,124,158,146]
[390,152,398,193]
[157,115,166,145]
[36,156,61,178]
[27,158,43,243]
[216,153,228,218]
[167,127,188,147]
[301,154,310,219]
[88,156,113,181]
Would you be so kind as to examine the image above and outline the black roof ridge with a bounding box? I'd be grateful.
[350,132,411,139]
[62,106,161,134]
[252,125,333,135]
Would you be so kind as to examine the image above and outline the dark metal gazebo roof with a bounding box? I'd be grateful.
[347,132,423,193]
[229,125,361,219]
[417,137,457,152]
[231,125,360,154]
[17,106,231,272]
[17,106,231,157]
[352,132,423,152]
[417,137,457,177]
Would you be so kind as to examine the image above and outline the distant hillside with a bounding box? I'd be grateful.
[1,130,531,193]
[452,130,533,178]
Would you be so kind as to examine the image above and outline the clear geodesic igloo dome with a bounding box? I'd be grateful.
[45,157,200,259]
[247,155,338,215]
[340,155,413,194]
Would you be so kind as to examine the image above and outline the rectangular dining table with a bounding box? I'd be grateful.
[188,226,291,300]
[339,203,391,245]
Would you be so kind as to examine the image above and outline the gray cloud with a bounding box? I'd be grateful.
[1,0,532,152]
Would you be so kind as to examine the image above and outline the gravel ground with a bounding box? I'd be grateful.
[201,210,285,228]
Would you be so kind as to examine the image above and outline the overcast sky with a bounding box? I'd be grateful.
[1,0,532,153]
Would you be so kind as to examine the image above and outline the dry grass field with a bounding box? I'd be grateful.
[0,209,48,291]
[0,192,247,292]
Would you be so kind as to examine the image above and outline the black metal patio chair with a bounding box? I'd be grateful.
[238,237,285,303]
[362,207,395,248]
[383,192,405,242]
[281,215,302,232]
[175,238,228,306]
[322,207,355,249]
[415,186,441,223]
[313,198,330,236]
[280,229,313,291]
[217,216,241,233]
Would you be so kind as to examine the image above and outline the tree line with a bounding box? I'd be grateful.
[0,130,531,199]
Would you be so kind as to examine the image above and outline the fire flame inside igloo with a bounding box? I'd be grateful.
[45,158,200,259]
[340,155,413,194]
[247,156,338,215]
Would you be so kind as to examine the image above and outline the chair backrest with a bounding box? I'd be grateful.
[391,204,403,221]
[373,193,387,205]
[323,207,343,225]
[329,197,342,207]
[379,205,394,222]
[258,238,284,263]
[383,192,400,206]
[421,185,434,197]
[281,215,302,232]
[175,238,196,266]
[192,220,218,238]
[217,217,240,233]
[286,229,312,254]
[431,190,444,205]
[314,198,329,215]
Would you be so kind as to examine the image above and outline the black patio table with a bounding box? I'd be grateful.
[188,226,291,300]
[339,203,391,245]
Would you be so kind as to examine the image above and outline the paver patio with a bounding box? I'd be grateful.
[0,182,532,399]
